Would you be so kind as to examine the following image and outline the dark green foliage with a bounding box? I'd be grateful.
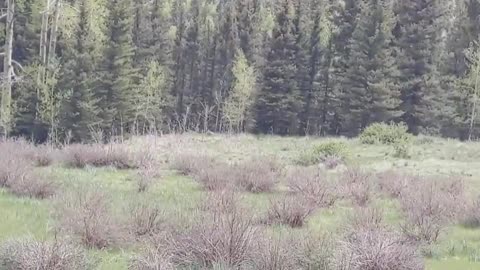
[5,0,480,141]
[255,0,301,135]
[96,0,136,135]
[341,0,400,135]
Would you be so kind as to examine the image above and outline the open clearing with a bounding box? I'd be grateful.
[1,134,480,269]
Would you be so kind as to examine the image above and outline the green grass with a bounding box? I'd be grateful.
[2,134,480,269]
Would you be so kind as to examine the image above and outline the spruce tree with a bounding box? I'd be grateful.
[255,0,300,135]
[58,0,100,141]
[341,0,400,135]
[394,0,445,134]
[97,0,136,135]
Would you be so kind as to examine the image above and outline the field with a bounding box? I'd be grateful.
[1,132,480,269]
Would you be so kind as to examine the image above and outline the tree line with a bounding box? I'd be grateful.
[1,0,480,142]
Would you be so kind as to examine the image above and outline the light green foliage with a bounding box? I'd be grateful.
[298,140,349,165]
[223,50,257,132]
[133,60,171,131]
[360,122,412,145]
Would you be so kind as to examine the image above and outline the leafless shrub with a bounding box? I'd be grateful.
[0,140,30,187]
[61,143,148,169]
[54,186,125,249]
[169,152,215,176]
[340,167,373,207]
[252,232,334,270]
[376,170,418,198]
[0,238,95,270]
[128,201,165,238]
[200,190,241,214]
[168,209,258,268]
[264,195,315,228]
[8,172,56,199]
[194,163,233,191]
[462,197,480,228]
[0,141,55,199]
[136,164,160,193]
[332,227,424,270]
[129,245,174,270]
[323,155,343,169]
[231,158,279,193]
[347,206,385,231]
[25,144,56,167]
[286,167,338,208]
[399,176,467,244]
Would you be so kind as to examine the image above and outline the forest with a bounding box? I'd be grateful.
[1,0,480,142]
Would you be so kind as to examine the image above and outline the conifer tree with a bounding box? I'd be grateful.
[97,0,135,135]
[255,0,300,135]
[58,0,100,141]
[394,0,445,134]
[341,0,400,134]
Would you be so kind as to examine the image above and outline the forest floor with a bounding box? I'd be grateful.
[2,134,480,269]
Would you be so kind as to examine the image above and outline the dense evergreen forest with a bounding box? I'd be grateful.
[1,0,480,142]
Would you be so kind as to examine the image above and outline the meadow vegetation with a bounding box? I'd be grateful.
[0,127,480,269]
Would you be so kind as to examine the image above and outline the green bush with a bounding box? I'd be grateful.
[298,141,349,166]
[393,141,410,159]
[359,123,412,145]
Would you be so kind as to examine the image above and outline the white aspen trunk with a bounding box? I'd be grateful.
[1,0,15,137]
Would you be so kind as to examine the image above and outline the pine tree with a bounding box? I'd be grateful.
[394,0,445,134]
[58,0,100,142]
[97,0,135,135]
[255,0,300,135]
[341,0,400,135]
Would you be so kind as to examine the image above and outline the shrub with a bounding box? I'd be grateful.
[8,172,56,199]
[200,190,241,214]
[399,176,466,244]
[332,227,424,270]
[231,157,279,193]
[462,197,480,228]
[393,140,411,159]
[61,143,148,169]
[0,141,55,199]
[168,209,258,268]
[26,144,55,167]
[54,186,124,249]
[264,195,315,228]
[129,245,174,270]
[340,167,373,207]
[194,163,232,191]
[359,122,412,145]
[286,167,338,208]
[347,207,385,231]
[376,170,418,198]
[136,164,159,193]
[298,141,349,166]
[0,238,94,270]
[169,152,215,176]
[252,232,334,270]
[128,200,166,238]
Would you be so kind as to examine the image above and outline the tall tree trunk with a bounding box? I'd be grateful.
[1,0,14,137]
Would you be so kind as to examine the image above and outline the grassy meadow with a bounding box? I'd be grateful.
[1,130,480,269]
